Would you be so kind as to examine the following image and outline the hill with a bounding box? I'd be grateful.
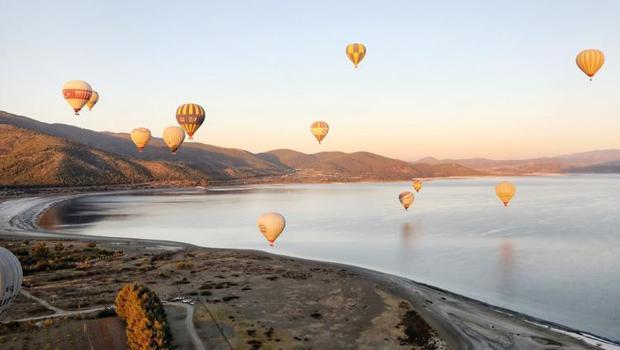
[1,111,483,187]
[258,149,485,181]
[416,150,620,175]
[0,124,208,187]
[0,111,289,182]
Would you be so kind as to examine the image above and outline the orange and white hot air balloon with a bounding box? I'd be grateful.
[310,121,329,144]
[398,191,414,211]
[86,91,99,111]
[257,212,286,246]
[495,181,516,207]
[163,126,185,154]
[62,80,93,115]
[346,43,366,68]
[176,103,205,140]
[576,49,605,80]
[130,128,151,152]
[412,180,423,193]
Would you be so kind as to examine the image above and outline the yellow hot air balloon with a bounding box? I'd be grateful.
[495,181,516,207]
[310,121,329,144]
[412,180,423,193]
[0,246,23,317]
[163,126,185,154]
[86,91,99,111]
[257,212,286,246]
[176,103,205,140]
[131,128,152,152]
[62,80,92,115]
[346,43,366,68]
[576,49,605,80]
[399,191,414,211]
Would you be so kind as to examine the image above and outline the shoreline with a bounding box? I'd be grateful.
[1,190,618,349]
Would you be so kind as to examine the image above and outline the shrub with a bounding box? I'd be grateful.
[54,242,65,252]
[175,261,193,270]
[115,283,172,350]
[87,242,97,248]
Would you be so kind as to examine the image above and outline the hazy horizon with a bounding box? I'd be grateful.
[1,1,619,160]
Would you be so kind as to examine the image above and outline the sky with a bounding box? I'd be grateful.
[1,0,619,161]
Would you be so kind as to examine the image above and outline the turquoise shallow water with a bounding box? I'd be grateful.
[45,175,620,341]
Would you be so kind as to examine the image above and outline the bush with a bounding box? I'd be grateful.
[54,242,65,252]
[87,242,97,248]
[175,261,193,270]
[115,283,172,350]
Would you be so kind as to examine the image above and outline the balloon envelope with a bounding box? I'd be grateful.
[62,80,93,115]
[399,191,414,210]
[412,180,422,192]
[346,43,366,68]
[176,103,205,140]
[310,121,329,144]
[86,91,99,111]
[257,212,286,246]
[163,126,185,154]
[576,49,605,79]
[0,246,23,317]
[131,128,152,152]
[495,181,516,207]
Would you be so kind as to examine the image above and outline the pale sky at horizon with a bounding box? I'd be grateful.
[1,1,619,161]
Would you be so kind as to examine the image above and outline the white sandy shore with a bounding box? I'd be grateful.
[1,191,619,350]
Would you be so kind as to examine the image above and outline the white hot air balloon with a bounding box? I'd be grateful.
[257,212,286,246]
[0,246,23,316]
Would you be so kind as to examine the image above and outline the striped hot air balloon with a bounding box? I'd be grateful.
[310,121,329,144]
[86,91,99,111]
[576,49,605,80]
[346,43,366,68]
[176,103,205,139]
[257,212,286,246]
[399,191,414,211]
[62,80,93,115]
[163,126,185,154]
[0,246,23,317]
[130,128,151,152]
[495,181,516,207]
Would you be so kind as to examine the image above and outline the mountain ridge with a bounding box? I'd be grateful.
[0,111,483,187]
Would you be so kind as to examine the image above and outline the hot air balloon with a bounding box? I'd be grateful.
[62,80,93,115]
[0,246,23,317]
[86,91,99,111]
[576,49,605,80]
[346,43,366,68]
[399,191,414,211]
[176,103,205,140]
[495,181,516,207]
[412,180,423,193]
[310,121,329,144]
[163,126,185,154]
[131,128,152,152]
[257,212,286,246]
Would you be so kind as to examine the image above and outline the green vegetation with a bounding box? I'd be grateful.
[115,283,172,350]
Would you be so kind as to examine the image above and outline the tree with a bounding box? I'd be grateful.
[115,283,172,350]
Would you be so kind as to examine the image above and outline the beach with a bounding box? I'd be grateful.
[0,191,617,350]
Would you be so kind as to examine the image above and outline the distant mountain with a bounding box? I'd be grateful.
[564,161,620,174]
[257,149,485,181]
[0,111,483,187]
[416,150,620,175]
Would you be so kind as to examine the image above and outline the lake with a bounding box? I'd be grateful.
[41,175,620,341]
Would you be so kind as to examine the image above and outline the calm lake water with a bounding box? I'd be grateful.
[42,176,620,341]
